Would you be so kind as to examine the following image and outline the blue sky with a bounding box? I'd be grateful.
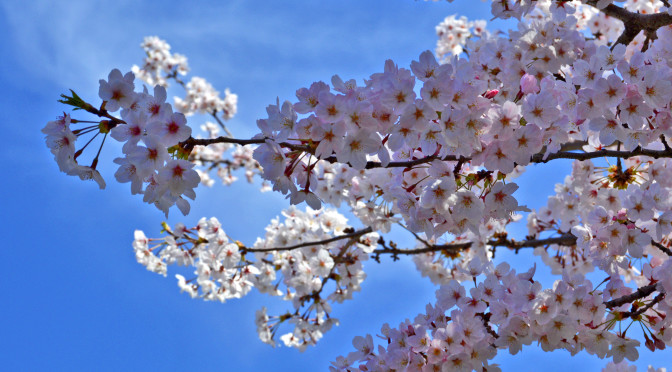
[0,1,667,371]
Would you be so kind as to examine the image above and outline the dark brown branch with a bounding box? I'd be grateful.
[185,133,672,171]
[651,240,672,257]
[185,136,264,146]
[529,146,672,163]
[240,227,373,253]
[371,230,666,315]
[298,232,366,307]
[372,233,577,257]
[661,135,672,153]
[585,1,672,47]
[604,283,658,309]
[167,70,234,137]
[619,292,666,319]
[181,136,312,154]
[593,2,672,31]
[210,110,234,137]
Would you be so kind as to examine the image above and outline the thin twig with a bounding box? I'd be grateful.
[240,227,373,253]
[650,240,672,257]
[619,292,666,319]
[584,1,672,47]
[604,283,658,309]
[183,134,672,170]
[372,233,577,257]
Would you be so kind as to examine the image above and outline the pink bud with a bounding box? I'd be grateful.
[520,74,539,94]
[654,336,666,350]
[484,89,499,99]
[625,84,640,98]
[616,209,628,220]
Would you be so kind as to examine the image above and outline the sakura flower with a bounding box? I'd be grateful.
[67,164,106,189]
[520,74,539,94]
[522,91,560,129]
[112,109,148,145]
[637,69,672,110]
[380,72,416,113]
[452,190,485,222]
[314,121,345,158]
[315,91,346,123]
[157,159,200,199]
[505,124,543,165]
[294,81,329,114]
[595,44,626,71]
[264,99,297,141]
[125,136,170,179]
[253,140,287,181]
[436,280,465,310]
[571,59,601,88]
[621,229,649,258]
[618,92,653,130]
[113,157,143,194]
[43,120,77,173]
[482,140,515,174]
[143,85,171,122]
[98,69,135,112]
[42,114,71,136]
[485,182,525,219]
[337,131,380,170]
[594,74,626,108]
[147,110,191,147]
[608,337,640,364]
[617,52,648,84]
[410,50,439,81]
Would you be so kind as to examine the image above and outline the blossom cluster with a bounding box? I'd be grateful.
[251,3,672,244]
[603,362,666,372]
[133,36,238,120]
[174,76,238,120]
[42,112,106,188]
[190,121,264,188]
[44,37,246,215]
[347,158,672,370]
[131,36,189,87]
[44,68,201,215]
[130,37,256,189]
[133,206,379,350]
[44,0,672,368]
[434,14,486,62]
[331,266,664,371]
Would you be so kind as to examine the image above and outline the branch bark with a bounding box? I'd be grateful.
[604,283,659,309]
[239,226,374,253]
[372,233,578,257]
[585,1,672,47]
[181,133,672,171]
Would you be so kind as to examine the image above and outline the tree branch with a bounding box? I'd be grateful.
[372,233,577,258]
[584,1,672,47]
[183,133,672,172]
[618,292,666,319]
[589,2,672,31]
[604,283,658,309]
[651,239,672,257]
[167,70,234,137]
[239,227,373,253]
[181,136,312,154]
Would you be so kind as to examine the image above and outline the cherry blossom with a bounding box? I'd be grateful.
[43,0,672,370]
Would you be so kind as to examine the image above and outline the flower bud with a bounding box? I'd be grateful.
[520,74,539,94]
